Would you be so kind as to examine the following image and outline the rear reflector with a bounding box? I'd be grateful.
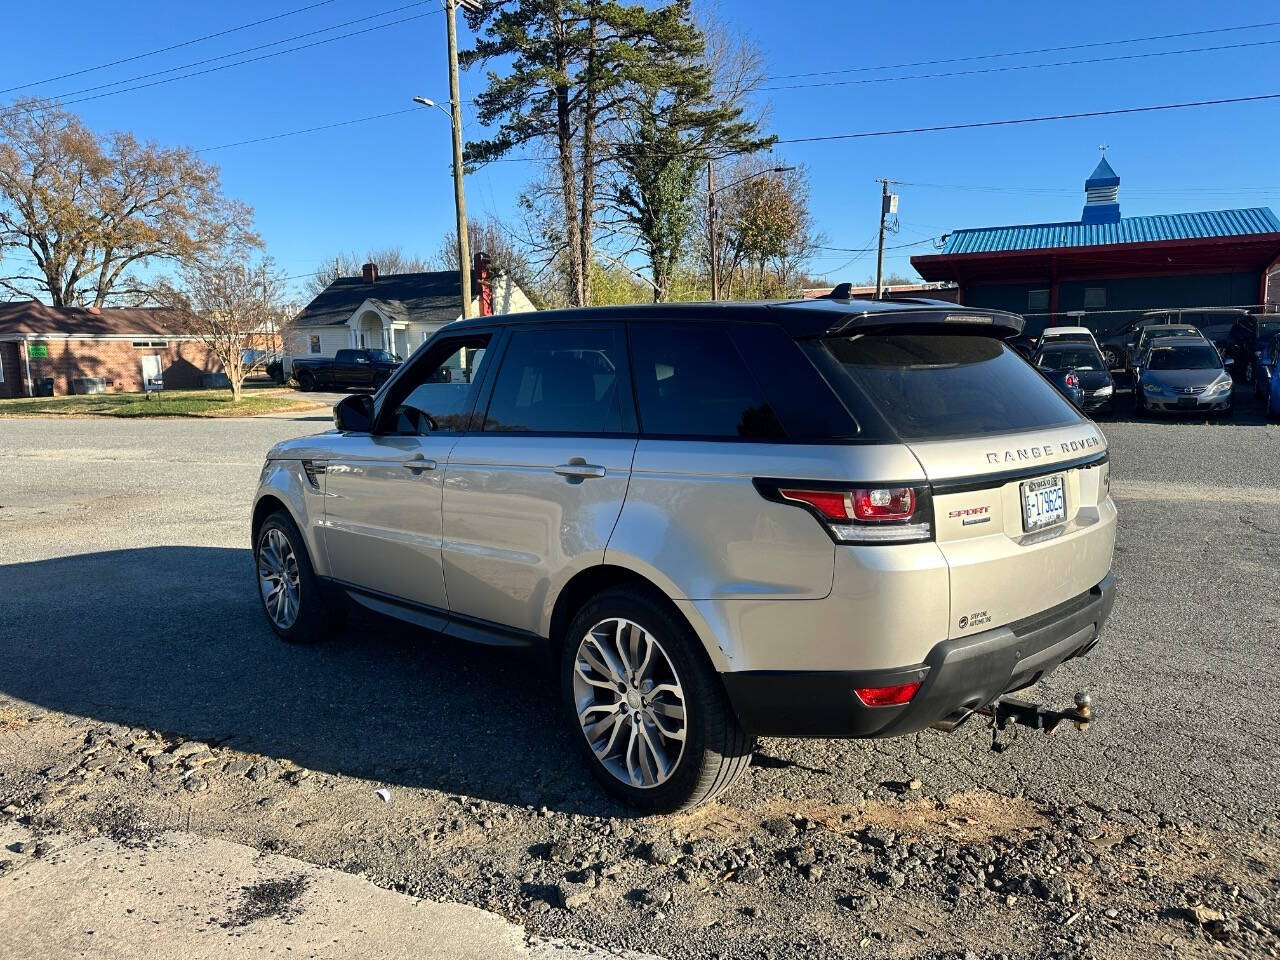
[854,681,921,707]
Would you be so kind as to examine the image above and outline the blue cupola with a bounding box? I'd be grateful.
[1082,156,1121,225]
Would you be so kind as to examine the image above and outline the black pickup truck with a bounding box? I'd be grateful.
[291,348,401,392]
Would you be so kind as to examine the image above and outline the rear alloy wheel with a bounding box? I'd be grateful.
[562,588,754,813]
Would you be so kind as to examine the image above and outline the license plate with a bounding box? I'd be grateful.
[1020,474,1066,532]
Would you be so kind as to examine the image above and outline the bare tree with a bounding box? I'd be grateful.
[161,250,289,401]
[303,246,432,297]
[431,215,537,295]
[0,99,255,307]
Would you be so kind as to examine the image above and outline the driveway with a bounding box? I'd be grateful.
[0,415,1277,959]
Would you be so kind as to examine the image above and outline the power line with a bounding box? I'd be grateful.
[764,19,1280,82]
[0,0,340,96]
[771,91,1280,146]
[760,37,1280,93]
[37,2,435,105]
[198,108,420,152]
[2,7,441,116]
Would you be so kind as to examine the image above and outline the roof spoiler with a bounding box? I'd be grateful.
[824,307,1024,340]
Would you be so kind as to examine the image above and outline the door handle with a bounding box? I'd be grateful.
[554,462,606,479]
[402,455,437,472]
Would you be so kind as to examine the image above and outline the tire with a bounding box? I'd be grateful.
[296,371,315,392]
[560,587,755,814]
[254,510,338,645]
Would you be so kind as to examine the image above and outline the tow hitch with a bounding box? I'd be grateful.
[981,692,1093,753]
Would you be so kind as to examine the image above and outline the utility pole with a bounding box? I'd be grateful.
[707,161,719,301]
[445,0,472,318]
[874,178,899,300]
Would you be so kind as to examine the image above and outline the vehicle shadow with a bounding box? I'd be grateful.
[0,546,627,817]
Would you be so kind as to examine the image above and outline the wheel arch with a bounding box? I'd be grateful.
[546,562,730,672]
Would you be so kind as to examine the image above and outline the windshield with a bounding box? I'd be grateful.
[1147,344,1222,371]
[1038,348,1105,372]
[819,334,1082,441]
[367,349,397,363]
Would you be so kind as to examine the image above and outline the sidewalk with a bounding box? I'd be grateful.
[0,821,657,960]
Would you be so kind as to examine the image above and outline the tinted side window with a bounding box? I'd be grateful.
[380,335,491,435]
[483,326,630,434]
[630,322,784,440]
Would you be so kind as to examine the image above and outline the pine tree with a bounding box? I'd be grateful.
[463,0,751,306]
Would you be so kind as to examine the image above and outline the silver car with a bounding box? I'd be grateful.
[1136,337,1235,416]
[252,298,1118,812]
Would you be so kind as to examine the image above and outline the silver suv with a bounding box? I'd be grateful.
[252,297,1117,812]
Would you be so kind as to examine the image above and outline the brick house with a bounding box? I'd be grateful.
[0,302,222,398]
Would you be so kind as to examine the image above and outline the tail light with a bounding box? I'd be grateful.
[760,483,933,544]
[855,681,921,707]
[1065,371,1080,389]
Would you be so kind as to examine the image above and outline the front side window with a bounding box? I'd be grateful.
[821,334,1083,441]
[483,326,629,434]
[380,335,491,435]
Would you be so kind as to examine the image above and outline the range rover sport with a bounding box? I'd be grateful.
[252,296,1117,813]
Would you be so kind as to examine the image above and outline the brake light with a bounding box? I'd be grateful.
[1064,372,1080,389]
[772,485,932,544]
[855,681,921,707]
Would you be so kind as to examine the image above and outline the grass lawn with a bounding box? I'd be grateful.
[0,388,327,418]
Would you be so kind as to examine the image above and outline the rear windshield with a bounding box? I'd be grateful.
[819,334,1083,441]
[1148,344,1222,370]
[1038,347,1105,372]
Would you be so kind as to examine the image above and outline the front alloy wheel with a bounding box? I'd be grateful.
[257,528,301,630]
[572,618,687,789]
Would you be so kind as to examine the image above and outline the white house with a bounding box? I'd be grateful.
[285,256,536,366]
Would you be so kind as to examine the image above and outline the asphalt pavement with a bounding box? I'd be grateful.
[0,405,1277,959]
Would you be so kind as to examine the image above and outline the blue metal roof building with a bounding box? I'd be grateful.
[913,158,1280,336]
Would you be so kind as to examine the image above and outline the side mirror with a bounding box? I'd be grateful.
[1224,358,1235,367]
[334,393,374,432]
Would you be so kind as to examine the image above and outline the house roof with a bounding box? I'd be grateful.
[933,207,1280,256]
[293,271,471,327]
[0,302,187,337]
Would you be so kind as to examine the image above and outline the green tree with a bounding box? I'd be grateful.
[462,0,713,307]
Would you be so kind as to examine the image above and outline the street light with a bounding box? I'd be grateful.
[414,90,471,318]
[412,96,451,118]
[707,164,796,301]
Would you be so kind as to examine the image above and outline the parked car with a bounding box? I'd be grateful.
[1127,323,1203,381]
[1037,325,1100,351]
[1135,337,1234,416]
[1226,313,1280,385]
[252,299,1117,812]
[1252,333,1280,418]
[1032,342,1115,415]
[290,348,401,392]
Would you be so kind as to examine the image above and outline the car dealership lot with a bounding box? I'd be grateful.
[1,409,1277,959]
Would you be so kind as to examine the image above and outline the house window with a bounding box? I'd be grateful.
[308,335,321,354]
[132,340,167,348]
[1027,289,1050,311]
[1083,287,1107,309]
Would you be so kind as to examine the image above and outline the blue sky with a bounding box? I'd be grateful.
[4,0,1279,297]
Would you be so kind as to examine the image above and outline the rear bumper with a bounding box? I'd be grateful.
[721,573,1115,738]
